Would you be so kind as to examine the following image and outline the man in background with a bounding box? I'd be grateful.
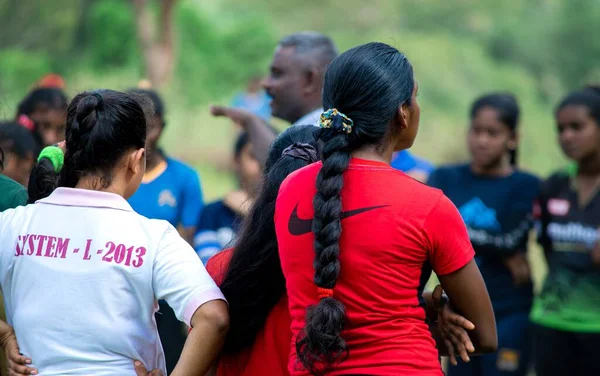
[211,31,338,165]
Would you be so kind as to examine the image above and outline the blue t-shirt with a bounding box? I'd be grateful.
[128,157,204,228]
[391,150,434,174]
[194,199,242,264]
[428,164,540,316]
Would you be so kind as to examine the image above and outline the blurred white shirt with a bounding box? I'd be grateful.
[0,188,225,375]
[293,107,323,127]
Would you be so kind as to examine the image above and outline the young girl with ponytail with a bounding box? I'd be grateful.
[275,42,498,375]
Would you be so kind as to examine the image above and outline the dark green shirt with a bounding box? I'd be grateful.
[0,174,28,212]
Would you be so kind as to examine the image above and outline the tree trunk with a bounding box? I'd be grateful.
[131,0,176,88]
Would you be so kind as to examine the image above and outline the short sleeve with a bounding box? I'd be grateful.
[180,169,204,228]
[153,225,225,326]
[205,248,234,285]
[423,194,475,276]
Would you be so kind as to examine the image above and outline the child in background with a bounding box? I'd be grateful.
[127,88,204,245]
[532,88,600,376]
[429,93,539,376]
[0,121,39,187]
[16,87,67,147]
[195,132,262,263]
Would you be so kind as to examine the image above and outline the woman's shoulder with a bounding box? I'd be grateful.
[278,162,321,196]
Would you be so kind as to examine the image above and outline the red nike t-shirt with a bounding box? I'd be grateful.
[206,249,292,376]
[275,158,475,376]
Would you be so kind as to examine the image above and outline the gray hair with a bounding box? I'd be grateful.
[278,32,338,71]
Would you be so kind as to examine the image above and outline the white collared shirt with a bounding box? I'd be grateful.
[0,188,225,375]
[292,108,323,127]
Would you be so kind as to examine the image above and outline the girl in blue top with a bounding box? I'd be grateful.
[428,93,539,376]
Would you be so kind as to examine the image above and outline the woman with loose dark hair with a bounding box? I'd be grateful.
[428,93,540,376]
[275,42,497,375]
[0,89,228,376]
[532,88,600,376]
[205,125,321,376]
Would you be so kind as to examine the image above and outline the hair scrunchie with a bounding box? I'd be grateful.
[319,108,354,135]
[37,146,64,173]
[281,143,319,163]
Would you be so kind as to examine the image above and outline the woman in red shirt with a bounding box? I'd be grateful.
[205,125,480,376]
[275,42,497,376]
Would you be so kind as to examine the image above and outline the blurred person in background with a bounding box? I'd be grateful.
[428,93,539,376]
[532,88,600,376]
[0,121,38,187]
[194,132,262,264]
[211,31,338,165]
[16,87,68,147]
[391,149,435,182]
[231,75,271,121]
[127,88,204,244]
[127,88,204,375]
[0,142,28,211]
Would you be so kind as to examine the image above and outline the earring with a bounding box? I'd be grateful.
[508,141,517,150]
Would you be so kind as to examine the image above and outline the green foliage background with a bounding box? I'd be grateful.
[1,0,599,201]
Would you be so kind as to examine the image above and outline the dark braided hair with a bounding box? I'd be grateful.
[27,90,146,201]
[296,42,415,375]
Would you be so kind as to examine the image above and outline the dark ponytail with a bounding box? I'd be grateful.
[470,93,520,166]
[296,42,415,375]
[27,90,146,200]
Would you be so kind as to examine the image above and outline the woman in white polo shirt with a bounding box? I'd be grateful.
[0,90,228,376]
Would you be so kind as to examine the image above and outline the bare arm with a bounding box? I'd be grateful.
[438,260,497,354]
[210,106,277,166]
[422,286,476,365]
[0,320,38,375]
[171,300,229,376]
